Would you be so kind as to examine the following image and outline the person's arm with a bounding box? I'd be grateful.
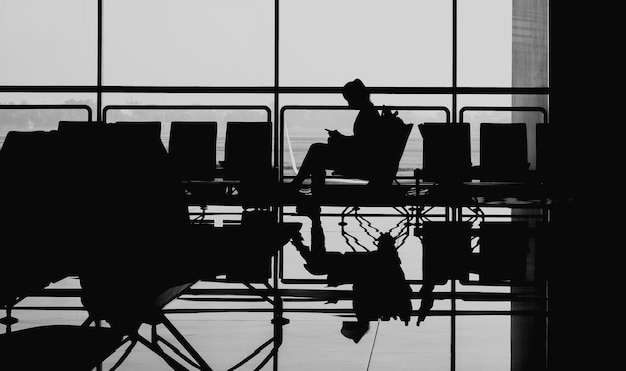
[326,128,353,146]
[325,128,344,139]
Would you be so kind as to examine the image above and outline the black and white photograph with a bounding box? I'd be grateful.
[1,1,578,370]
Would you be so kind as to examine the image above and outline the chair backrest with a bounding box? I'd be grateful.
[382,122,413,181]
[58,120,96,130]
[168,121,217,181]
[222,121,272,180]
[479,122,529,181]
[418,122,472,183]
[112,121,162,142]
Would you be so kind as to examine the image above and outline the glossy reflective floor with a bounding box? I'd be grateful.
[3,206,548,371]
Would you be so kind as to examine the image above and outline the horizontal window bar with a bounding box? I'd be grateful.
[0,85,550,95]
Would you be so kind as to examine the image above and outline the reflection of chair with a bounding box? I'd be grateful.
[479,123,529,181]
[421,222,472,285]
[477,222,529,283]
[221,121,272,181]
[168,121,218,181]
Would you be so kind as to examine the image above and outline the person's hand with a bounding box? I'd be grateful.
[325,129,341,138]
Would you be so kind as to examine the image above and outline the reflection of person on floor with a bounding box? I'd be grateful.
[292,210,413,342]
[416,281,435,326]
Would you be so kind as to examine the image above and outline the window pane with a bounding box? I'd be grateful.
[0,93,96,146]
[0,0,97,85]
[280,0,451,87]
[457,0,512,87]
[103,0,274,86]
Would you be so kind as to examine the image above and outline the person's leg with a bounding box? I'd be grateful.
[291,142,330,188]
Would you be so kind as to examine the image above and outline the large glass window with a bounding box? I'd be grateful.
[280,0,452,87]
[457,0,512,87]
[103,0,274,87]
[0,0,97,85]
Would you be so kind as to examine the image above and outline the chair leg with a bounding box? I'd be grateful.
[136,334,191,371]
[109,337,137,371]
[160,315,213,371]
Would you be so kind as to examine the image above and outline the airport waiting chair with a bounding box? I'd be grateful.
[470,122,544,205]
[413,123,475,223]
[478,122,530,182]
[415,122,472,185]
[1,126,300,369]
[66,125,300,369]
[221,121,273,181]
[0,126,204,369]
[332,121,413,188]
[219,121,277,207]
[0,130,127,370]
[59,124,212,369]
[168,121,218,181]
[0,130,72,328]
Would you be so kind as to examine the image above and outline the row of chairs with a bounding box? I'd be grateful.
[60,120,551,186]
[417,122,553,184]
[58,120,273,182]
[0,126,299,369]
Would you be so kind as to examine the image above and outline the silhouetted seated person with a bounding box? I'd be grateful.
[289,79,382,207]
[292,211,412,342]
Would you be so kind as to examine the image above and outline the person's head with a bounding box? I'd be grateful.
[342,78,371,109]
[376,232,395,253]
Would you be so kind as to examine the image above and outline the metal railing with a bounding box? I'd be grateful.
[0,104,93,123]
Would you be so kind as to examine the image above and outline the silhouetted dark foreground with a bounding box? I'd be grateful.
[0,126,300,369]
